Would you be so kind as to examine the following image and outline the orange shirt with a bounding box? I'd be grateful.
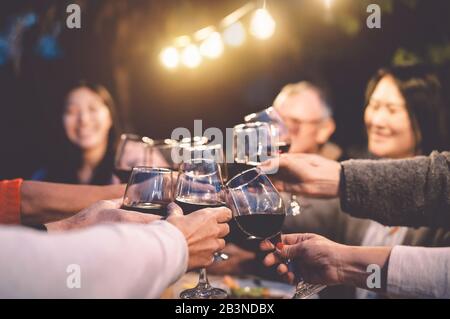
[0,179,22,224]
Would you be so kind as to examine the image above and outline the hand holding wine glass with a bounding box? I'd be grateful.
[166,202,231,270]
[176,158,229,299]
[260,233,356,293]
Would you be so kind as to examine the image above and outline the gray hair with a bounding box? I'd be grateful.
[273,81,333,118]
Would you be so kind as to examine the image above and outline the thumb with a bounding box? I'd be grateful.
[277,244,301,260]
[110,198,123,206]
[167,202,183,216]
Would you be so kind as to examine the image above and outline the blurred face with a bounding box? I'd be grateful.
[365,75,416,159]
[63,87,113,151]
[275,89,335,154]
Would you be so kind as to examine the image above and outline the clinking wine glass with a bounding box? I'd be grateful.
[114,134,152,183]
[121,167,173,217]
[226,167,323,299]
[226,167,285,242]
[180,143,228,182]
[229,122,273,180]
[245,107,300,216]
[244,106,291,154]
[175,158,228,299]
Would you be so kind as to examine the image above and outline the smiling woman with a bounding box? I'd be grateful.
[32,82,121,185]
[364,65,449,159]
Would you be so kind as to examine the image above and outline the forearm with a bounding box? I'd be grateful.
[387,246,450,298]
[340,151,450,227]
[20,181,125,225]
[339,246,391,292]
[0,221,188,298]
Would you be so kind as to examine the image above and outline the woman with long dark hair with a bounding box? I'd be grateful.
[33,82,121,185]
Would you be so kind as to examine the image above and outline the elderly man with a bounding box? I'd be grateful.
[273,81,341,159]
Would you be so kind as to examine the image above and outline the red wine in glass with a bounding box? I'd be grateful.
[234,213,285,240]
[121,202,168,217]
[277,142,291,154]
[174,198,225,215]
[114,168,132,183]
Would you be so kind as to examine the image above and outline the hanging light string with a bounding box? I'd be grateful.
[159,0,276,70]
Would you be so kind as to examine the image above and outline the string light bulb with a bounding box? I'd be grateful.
[250,7,276,40]
[199,32,224,59]
[160,46,179,69]
[223,21,246,47]
[181,44,202,68]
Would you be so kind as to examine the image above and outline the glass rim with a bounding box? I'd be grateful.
[180,143,223,152]
[226,167,262,190]
[119,133,154,145]
[131,166,173,173]
[233,121,271,131]
[181,157,219,165]
[243,105,275,122]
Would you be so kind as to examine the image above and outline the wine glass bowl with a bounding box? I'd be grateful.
[114,134,152,183]
[226,167,285,241]
[121,167,173,217]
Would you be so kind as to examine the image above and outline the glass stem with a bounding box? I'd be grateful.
[197,268,210,288]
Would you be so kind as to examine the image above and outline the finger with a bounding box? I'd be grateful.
[260,240,275,251]
[281,233,315,245]
[95,199,122,210]
[213,207,232,223]
[110,198,123,206]
[277,263,289,275]
[117,210,162,223]
[167,202,183,216]
[278,243,305,260]
[286,272,295,284]
[217,223,230,238]
[263,252,283,267]
[216,238,226,251]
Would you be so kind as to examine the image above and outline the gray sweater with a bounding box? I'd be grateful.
[341,151,450,228]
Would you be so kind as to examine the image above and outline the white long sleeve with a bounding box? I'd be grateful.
[0,221,188,298]
[387,246,450,299]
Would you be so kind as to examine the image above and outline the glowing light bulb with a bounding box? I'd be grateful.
[200,32,224,59]
[223,22,246,47]
[181,44,202,68]
[160,47,179,69]
[250,8,276,40]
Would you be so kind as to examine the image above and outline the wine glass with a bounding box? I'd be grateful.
[226,167,323,299]
[114,134,152,183]
[229,122,273,180]
[150,138,180,170]
[175,158,228,299]
[226,167,285,242]
[121,167,173,217]
[244,106,291,153]
[180,143,228,182]
[245,108,300,216]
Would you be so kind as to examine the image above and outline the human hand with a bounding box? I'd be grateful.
[166,202,232,270]
[260,154,341,198]
[46,199,161,232]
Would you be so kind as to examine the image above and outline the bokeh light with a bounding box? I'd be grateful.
[250,8,276,40]
[199,32,224,59]
[160,46,179,69]
[181,44,202,68]
[223,22,246,47]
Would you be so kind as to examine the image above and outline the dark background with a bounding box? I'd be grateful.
[0,0,449,179]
